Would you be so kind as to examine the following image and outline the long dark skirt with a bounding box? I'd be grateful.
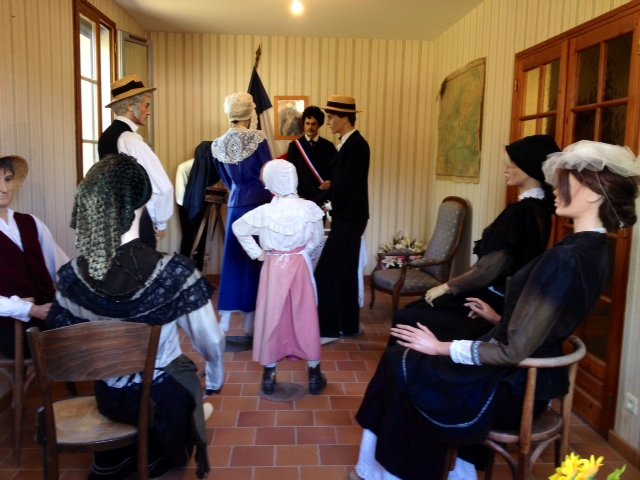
[389,288,504,346]
[91,372,196,479]
[356,347,547,479]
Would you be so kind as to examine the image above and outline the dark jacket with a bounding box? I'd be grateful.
[315,130,370,222]
[286,136,335,201]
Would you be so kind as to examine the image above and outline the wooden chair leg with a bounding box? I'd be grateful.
[369,282,376,308]
[484,448,495,480]
[392,292,399,314]
[12,367,23,466]
[518,452,531,480]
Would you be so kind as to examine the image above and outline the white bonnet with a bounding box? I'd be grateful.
[224,92,255,122]
[543,140,640,186]
[262,159,298,196]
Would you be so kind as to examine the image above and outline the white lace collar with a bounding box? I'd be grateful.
[519,187,545,200]
[211,128,267,164]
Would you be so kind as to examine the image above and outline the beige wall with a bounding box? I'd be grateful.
[149,33,435,273]
[2,0,639,450]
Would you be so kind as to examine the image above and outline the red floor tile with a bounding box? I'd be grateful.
[2,285,639,480]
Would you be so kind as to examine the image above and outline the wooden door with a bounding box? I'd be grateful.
[510,6,640,436]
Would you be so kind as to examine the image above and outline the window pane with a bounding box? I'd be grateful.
[82,142,98,176]
[542,115,556,137]
[542,60,560,112]
[79,15,96,80]
[601,104,627,146]
[81,79,99,141]
[574,110,595,141]
[577,45,600,105]
[604,34,632,101]
[100,24,112,126]
[524,68,540,116]
[522,119,536,137]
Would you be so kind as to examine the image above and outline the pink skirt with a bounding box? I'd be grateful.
[252,247,321,366]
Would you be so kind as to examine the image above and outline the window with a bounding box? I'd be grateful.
[74,0,115,182]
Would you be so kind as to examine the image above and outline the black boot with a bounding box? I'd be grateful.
[262,366,276,394]
[308,364,327,395]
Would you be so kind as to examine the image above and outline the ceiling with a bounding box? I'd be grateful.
[112,0,484,41]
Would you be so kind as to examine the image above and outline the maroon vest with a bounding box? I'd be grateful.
[0,213,56,327]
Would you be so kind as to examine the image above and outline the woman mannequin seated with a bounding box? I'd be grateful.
[48,154,225,479]
[352,141,640,480]
[390,135,560,344]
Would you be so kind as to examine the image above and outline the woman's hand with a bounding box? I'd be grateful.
[424,283,450,306]
[30,303,52,320]
[390,323,449,356]
[464,297,501,325]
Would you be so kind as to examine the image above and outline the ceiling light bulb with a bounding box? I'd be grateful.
[291,0,303,15]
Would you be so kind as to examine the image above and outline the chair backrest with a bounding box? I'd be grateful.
[419,196,468,282]
[27,321,161,445]
[516,335,586,458]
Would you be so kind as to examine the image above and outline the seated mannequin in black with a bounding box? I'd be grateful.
[389,135,560,345]
[352,141,640,480]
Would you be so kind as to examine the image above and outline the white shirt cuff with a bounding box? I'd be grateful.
[450,340,475,365]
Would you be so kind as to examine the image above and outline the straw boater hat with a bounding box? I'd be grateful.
[0,155,29,186]
[323,95,363,113]
[105,75,156,108]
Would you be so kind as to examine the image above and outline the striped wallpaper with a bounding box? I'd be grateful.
[2,0,639,448]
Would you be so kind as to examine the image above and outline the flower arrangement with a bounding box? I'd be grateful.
[549,453,626,480]
[379,230,426,254]
[378,230,426,269]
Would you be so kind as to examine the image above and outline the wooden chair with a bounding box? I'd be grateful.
[370,196,468,313]
[482,335,587,480]
[0,319,36,465]
[27,321,161,480]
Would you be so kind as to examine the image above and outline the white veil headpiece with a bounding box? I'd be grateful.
[542,140,640,186]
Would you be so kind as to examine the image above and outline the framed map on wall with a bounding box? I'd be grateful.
[436,58,486,183]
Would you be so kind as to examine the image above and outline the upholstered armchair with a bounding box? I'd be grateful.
[370,196,468,313]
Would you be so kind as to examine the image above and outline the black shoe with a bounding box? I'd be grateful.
[308,365,327,395]
[203,386,222,397]
[262,366,276,394]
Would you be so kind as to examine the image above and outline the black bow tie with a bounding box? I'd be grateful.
[308,140,316,147]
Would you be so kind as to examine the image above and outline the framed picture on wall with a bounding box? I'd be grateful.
[274,95,308,140]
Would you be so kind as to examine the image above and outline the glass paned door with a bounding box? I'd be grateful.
[512,6,640,435]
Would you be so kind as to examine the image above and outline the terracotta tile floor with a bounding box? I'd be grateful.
[1,286,638,479]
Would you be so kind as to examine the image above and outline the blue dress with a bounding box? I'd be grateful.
[212,128,272,312]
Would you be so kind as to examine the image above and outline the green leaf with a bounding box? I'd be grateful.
[606,465,626,480]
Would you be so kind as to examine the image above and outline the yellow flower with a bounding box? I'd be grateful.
[549,454,626,480]
[550,452,583,480]
[577,455,604,478]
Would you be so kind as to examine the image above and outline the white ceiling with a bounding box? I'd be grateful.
[112,0,484,41]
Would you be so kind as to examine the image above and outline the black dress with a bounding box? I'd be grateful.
[356,232,608,480]
[391,196,553,344]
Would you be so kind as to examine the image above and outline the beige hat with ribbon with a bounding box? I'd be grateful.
[323,95,362,113]
[0,155,28,186]
[105,75,156,108]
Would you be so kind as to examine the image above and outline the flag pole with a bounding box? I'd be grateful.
[253,44,262,70]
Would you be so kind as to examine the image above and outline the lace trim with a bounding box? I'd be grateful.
[212,129,267,164]
[472,341,482,365]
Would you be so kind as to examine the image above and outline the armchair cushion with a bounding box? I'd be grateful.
[372,268,442,294]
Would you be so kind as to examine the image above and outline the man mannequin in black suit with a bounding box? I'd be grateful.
[286,106,335,202]
[314,95,370,340]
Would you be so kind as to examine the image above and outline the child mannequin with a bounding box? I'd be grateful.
[233,159,327,395]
